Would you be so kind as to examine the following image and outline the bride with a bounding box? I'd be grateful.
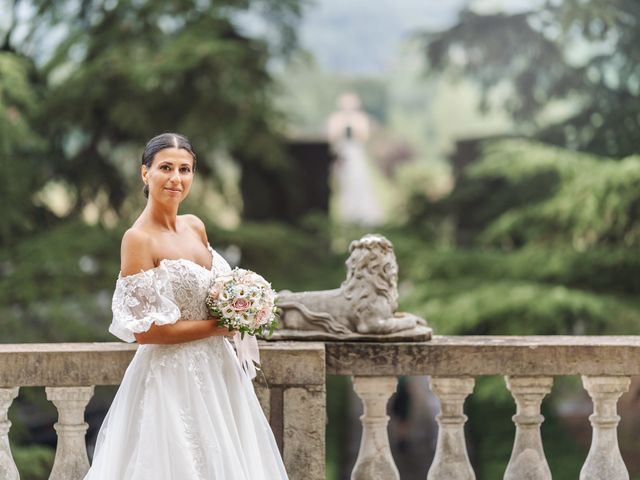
[84,133,288,479]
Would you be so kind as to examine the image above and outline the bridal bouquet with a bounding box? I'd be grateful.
[205,268,278,338]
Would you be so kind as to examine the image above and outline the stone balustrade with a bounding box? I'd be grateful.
[1,336,640,479]
[0,342,326,480]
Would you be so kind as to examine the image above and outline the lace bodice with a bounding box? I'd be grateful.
[109,246,232,343]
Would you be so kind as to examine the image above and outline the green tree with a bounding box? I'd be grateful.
[421,0,640,158]
[0,51,50,246]
[394,138,640,478]
[0,0,305,238]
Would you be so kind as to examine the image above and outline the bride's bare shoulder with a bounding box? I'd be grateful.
[122,227,152,249]
[180,214,207,243]
[120,227,155,276]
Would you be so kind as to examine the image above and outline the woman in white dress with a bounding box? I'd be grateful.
[84,133,288,479]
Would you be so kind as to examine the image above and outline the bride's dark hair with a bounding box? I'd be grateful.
[141,133,197,198]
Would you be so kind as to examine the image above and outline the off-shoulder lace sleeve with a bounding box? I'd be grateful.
[109,266,181,343]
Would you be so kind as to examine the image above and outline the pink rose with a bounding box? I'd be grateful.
[232,298,250,312]
[253,307,270,327]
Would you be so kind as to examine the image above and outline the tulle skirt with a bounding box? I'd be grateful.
[84,337,288,480]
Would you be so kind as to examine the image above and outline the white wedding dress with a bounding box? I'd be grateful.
[84,246,288,480]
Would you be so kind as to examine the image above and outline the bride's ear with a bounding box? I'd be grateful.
[141,165,149,185]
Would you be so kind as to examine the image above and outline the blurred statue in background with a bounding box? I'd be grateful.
[328,92,371,143]
[274,234,431,341]
[327,93,384,226]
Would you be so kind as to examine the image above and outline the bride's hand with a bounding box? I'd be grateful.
[212,324,235,337]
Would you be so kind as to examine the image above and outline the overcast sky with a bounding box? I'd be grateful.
[298,0,539,74]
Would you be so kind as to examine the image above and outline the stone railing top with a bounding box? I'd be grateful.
[424,335,640,346]
[2,336,640,386]
[0,341,325,387]
[325,335,640,376]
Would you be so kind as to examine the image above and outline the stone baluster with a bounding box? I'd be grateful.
[0,387,20,480]
[504,376,553,480]
[351,376,400,480]
[427,377,475,480]
[46,386,94,480]
[580,376,630,480]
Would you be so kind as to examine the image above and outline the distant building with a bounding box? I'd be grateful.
[240,137,334,223]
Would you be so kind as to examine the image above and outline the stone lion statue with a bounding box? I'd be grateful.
[273,234,431,341]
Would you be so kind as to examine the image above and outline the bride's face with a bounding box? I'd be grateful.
[142,147,195,204]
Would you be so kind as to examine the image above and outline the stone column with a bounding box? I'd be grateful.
[504,376,553,480]
[580,376,630,480]
[256,342,325,480]
[0,387,19,480]
[351,376,399,480]
[427,377,475,480]
[46,386,94,480]
[283,384,325,480]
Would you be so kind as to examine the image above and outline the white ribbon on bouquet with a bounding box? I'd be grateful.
[233,332,261,379]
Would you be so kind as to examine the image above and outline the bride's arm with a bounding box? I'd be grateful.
[121,229,233,345]
[134,321,233,344]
